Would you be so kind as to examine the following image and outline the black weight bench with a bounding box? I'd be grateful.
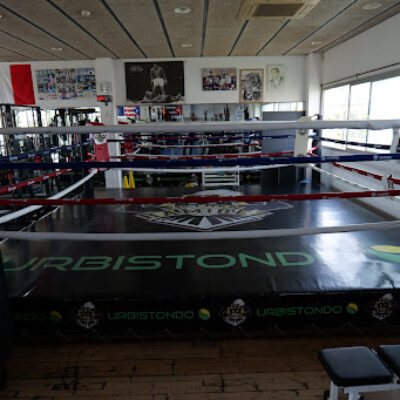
[319,345,400,400]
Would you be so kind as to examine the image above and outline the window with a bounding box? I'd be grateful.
[322,86,349,140]
[368,77,400,145]
[322,75,400,148]
[347,82,370,143]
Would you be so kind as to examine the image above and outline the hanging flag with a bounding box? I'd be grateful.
[0,64,35,105]
[123,106,140,117]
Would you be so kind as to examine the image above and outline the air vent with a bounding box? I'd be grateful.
[237,0,320,20]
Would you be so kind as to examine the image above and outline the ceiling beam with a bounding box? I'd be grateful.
[255,20,290,56]
[152,0,175,57]
[228,20,249,56]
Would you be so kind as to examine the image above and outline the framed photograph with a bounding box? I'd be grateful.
[267,64,286,91]
[202,68,237,91]
[240,69,264,103]
[125,61,184,103]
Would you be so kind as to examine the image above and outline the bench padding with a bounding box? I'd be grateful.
[378,345,400,378]
[319,346,393,387]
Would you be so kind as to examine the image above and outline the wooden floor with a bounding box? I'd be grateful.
[2,334,400,400]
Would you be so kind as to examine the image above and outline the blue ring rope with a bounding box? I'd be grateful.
[0,141,92,162]
[0,153,399,169]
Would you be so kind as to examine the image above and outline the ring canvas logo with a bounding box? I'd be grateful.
[220,299,252,326]
[75,302,102,329]
[369,293,396,320]
[127,190,292,231]
[369,245,400,263]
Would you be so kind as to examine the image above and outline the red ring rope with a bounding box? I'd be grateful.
[2,189,400,206]
[0,169,71,195]
[333,162,400,185]
[136,142,260,149]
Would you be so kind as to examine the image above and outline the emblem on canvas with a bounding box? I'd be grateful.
[123,190,292,231]
[220,299,252,327]
[75,302,102,329]
[369,293,396,320]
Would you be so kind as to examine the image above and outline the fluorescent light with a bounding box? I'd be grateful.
[81,10,92,17]
[181,43,193,48]
[50,47,63,52]
[362,3,382,10]
[174,6,192,14]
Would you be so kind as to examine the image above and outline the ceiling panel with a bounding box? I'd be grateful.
[203,0,244,56]
[106,0,171,58]
[0,31,61,61]
[0,47,33,62]
[232,19,284,56]
[0,0,114,59]
[52,0,143,58]
[301,0,400,54]
[158,0,203,57]
[258,0,356,55]
[0,5,86,60]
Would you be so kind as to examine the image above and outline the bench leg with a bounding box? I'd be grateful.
[329,381,339,400]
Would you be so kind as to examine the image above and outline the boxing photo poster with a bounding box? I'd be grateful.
[125,61,185,103]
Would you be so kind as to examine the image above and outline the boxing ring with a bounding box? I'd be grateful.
[1,119,400,339]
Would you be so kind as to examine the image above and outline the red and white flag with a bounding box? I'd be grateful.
[0,64,35,105]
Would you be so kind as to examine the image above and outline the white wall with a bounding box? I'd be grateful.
[323,13,400,85]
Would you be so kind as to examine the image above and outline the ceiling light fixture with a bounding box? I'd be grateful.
[181,43,193,48]
[362,2,382,10]
[174,6,192,14]
[0,14,3,19]
[311,40,322,45]
[50,47,63,52]
[81,10,92,17]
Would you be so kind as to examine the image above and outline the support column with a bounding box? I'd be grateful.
[95,58,122,188]
[306,53,323,117]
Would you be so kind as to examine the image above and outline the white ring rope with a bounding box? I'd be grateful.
[0,169,98,224]
[1,219,400,241]
[0,120,399,135]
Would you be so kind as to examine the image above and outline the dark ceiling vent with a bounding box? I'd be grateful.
[237,0,320,20]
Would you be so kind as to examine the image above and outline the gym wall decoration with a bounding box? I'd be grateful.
[202,68,237,91]
[125,61,184,103]
[239,68,264,103]
[267,64,286,92]
[36,68,96,100]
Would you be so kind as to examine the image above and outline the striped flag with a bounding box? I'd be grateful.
[0,64,35,105]
[123,106,140,117]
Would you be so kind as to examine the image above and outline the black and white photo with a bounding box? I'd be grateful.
[240,69,264,103]
[125,61,185,103]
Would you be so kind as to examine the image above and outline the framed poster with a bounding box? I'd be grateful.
[239,69,264,103]
[76,68,96,97]
[267,64,286,91]
[36,69,57,100]
[202,68,237,91]
[125,61,184,103]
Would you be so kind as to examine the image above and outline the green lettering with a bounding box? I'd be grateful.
[112,256,125,270]
[238,252,277,268]
[197,254,236,269]
[276,252,314,266]
[166,255,195,270]
[4,257,38,272]
[72,256,112,270]
[124,256,162,270]
[30,257,73,271]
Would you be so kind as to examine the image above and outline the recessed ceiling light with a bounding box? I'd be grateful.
[81,10,91,17]
[362,2,382,10]
[181,43,193,48]
[0,14,3,19]
[174,6,191,14]
[311,40,322,45]
[50,47,63,52]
